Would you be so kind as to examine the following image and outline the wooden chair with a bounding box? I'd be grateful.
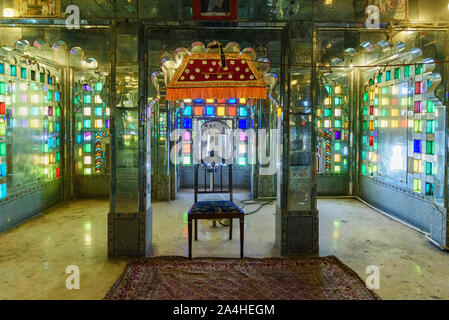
[187,163,244,258]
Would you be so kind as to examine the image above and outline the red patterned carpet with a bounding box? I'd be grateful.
[104,256,380,300]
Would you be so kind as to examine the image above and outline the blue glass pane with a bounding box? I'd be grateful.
[0,163,6,177]
[182,118,192,129]
[194,99,203,104]
[228,98,237,104]
[414,139,422,153]
[238,119,247,129]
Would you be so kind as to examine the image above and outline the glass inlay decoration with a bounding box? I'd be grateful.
[74,79,109,175]
[316,84,349,174]
[178,98,252,166]
[0,58,63,199]
[362,62,438,196]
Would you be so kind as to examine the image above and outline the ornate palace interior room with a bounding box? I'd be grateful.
[0,0,449,301]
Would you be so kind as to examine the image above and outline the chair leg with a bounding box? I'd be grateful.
[188,219,192,259]
[229,218,233,240]
[194,219,198,241]
[240,217,244,258]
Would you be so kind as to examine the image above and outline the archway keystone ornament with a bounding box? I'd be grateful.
[166,53,267,100]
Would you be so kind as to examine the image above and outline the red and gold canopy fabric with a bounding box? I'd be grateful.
[166,53,267,101]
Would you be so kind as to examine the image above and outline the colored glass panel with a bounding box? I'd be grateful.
[183,106,192,116]
[182,118,192,129]
[238,107,248,117]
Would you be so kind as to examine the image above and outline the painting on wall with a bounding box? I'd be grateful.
[14,0,61,17]
[365,0,408,21]
[193,0,237,20]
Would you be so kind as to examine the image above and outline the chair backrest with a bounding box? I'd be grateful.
[194,162,233,203]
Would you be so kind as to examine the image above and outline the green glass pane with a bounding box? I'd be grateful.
[0,142,6,156]
[84,95,91,104]
[55,107,61,117]
[426,162,433,175]
[362,150,366,159]
[361,164,367,176]
[95,82,103,92]
[416,64,423,75]
[377,74,382,84]
[404,66,410,77]
[10,65,16,77]
[56,152,60,162]
[426,120,434,134]
[324,109,331,117]
[0,82,5,94]
[426,141,434,155]
[334,143,341,151]
[334,120,341,128]
[40,73,45,83]
[362,121,367,130]
[427,100,434,113]
[386,70,391,81]
[363,93,368,102]
[48,90,53,101]
[394,68,400,79]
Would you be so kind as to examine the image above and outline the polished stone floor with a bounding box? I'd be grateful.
[1,191,449,299]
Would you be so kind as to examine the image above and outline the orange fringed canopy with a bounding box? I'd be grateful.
[166,53,267,101]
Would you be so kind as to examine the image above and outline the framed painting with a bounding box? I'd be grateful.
[193,0,238,20]
[14,0,61,17]
[365,0,408,21]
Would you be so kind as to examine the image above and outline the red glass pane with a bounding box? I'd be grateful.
[415,81,423,94]
[369,136,374,146]
[0,102,5,115]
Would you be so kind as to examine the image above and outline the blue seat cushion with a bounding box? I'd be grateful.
[188,201,244,215]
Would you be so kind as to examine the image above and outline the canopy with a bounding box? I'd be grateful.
[165,53,267,101]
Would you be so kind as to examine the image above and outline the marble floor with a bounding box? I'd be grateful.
[0,191,449,300]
